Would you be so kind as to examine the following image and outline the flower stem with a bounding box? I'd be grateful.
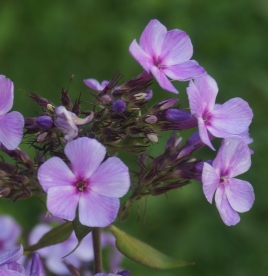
[92,227,102,273]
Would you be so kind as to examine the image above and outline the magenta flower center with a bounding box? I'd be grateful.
[76,180,88,192]
[153,56,163,69]
[220,176,227,185]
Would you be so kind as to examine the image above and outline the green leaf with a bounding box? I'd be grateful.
[24,222,73,253]
[109,225,193,269]
[62,217,92,258]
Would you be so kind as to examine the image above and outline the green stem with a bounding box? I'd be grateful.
[92,227,102,273]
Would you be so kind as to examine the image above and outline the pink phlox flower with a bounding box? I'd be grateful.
[0,75,24,150]
[29,223,94,275]
[202,138,255,226]
[0,245,25,276]
[83,79,110,92]
[187,73,253,150]
[37,137,130,227]
[55,106,94,142]
[0,215,21,255]
[129,19,205,94]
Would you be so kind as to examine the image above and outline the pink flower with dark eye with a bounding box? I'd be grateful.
[187,73,253,150]
[0,75,24,150]
[37,137,130,227]
[129,19,205,93]
[202,138,254,226]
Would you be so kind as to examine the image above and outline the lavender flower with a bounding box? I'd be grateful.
[0,216,21,255]
[29,223,93,275]
[0,245,25,275]
[83,79,110,92]
[38,137,130,227]
[55,106,94,142]
[129,19,204,93]
[0,75,24,150]
[202,138,254,225]
[187,73,253,150]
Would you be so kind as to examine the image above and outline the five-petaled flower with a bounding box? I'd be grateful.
[202,138,255,226]
[38,137,130,227]
[187,73,253,150]
[0,75,24,150]
[129,19,205,93]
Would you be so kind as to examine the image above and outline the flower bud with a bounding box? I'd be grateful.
[37,132,48,143]
[0,188,11,198]
[101,95,112,105]
[112,100,126,114]
[144,89,153,101]
[146,132,158,143]
[36,116,54,129]
[165,109,192,122]
[144,115,157,124]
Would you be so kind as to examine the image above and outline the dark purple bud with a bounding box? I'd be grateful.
[112,100,126,113]
[166,109,192,122]
[0,188,11,198]
[36,116,54,129]
[165,133,182,151]
[117,270,131,276]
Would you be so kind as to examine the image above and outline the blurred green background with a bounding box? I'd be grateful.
[0,0,268,275]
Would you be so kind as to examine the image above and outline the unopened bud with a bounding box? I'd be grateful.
[144,115,157,124]
[0,188,11,198]
[146,133,158,143]
[37,132,48,143]
[165,109,192,122]
[134,93,147,100]
[101,95,112,104]
[36,116,54,129]
[112,100,126,114]
[144,89,153,101]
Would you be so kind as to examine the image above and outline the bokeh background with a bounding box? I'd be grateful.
[0,0,268,275]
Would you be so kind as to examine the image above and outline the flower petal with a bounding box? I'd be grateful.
[29,253,45,276]
[64,137,106,180]
[164,60,205,81]
[0,75,14,115]
[129,39,153,72]
[47,186,79,221]
[215,185,240,226]
[187,80,205,117]
[90,157,130,197]
[0,112,24,150]
[83,79,109,92]
[161,29,193,65]
[198,118,215,150]
[0,268,25,276]
[202,162,220,203]
[213,138,251,177]
[79,191,119,227]
[0,245,23,265]
[139,19,166,57]
[151,66,178,94]
[208,98,253,138]
[225,178,254,213]
[38,157,76,192]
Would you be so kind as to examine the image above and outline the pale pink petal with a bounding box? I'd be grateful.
[0,245,23,265]
[47,186,79,221]
[186,80,205,117]
[129,40,153,72]
[90,157,130,197]
[0,112,24,150]
[161,30,193,65]
[151,66,178,94]
[198,118,215,150]
[213,139,251,177]
[202,162,220,203]
[83,79,109,91]
[38,157,76,192]
[225,178,254,212]
[215,185,240,226]
[139,19,166,57]
[64,137,106,180]
[0,75,14,115]
[79,191,119,227]
[208,98,253,138]
[163,60,205,81]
